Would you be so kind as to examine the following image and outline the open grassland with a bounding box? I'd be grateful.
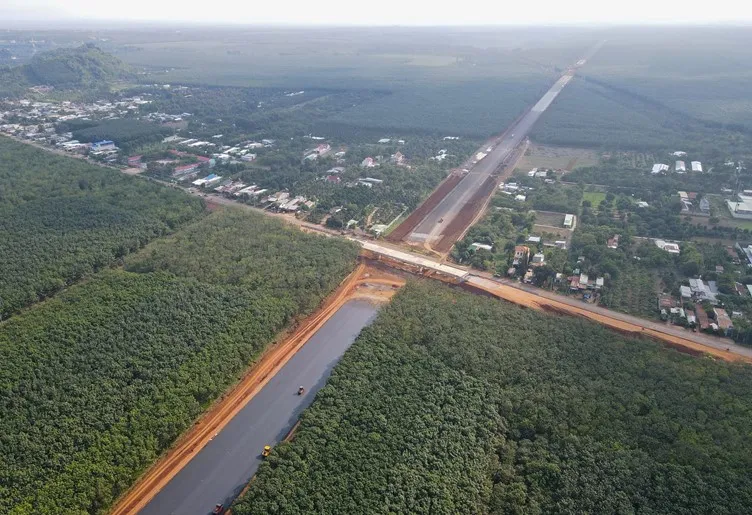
[517,143,599,171]
[582,190,607,205]
[235,281,752,514]
[0,208,358,514]
[0,136,203,318]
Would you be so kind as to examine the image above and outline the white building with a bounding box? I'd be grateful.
[726,194,752,219]
[675,160,686,172]
[691,161,703,172]
[655,239,681,254]
[651,163,669,174]
[564,214,575,228]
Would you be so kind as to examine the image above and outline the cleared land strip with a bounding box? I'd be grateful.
[110,263,396,515]
[360,242,752,363]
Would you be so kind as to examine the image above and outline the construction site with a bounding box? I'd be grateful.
[111,263,405,515]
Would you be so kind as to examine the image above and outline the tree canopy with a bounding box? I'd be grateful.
[0,208,358,514]
[0,136,204,318]
[236,281,752,514]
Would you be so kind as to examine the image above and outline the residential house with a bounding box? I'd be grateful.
[192,173,222,187]
[607,234,620,249]
[173,163,201,177]
[691,161,703,172]
[655,239,681,254]
[513,245,530,268]
[689,278,718,304]
[530,252,545,267]
[657,294,677,311]
[469,242,493,252]
[361,157,376,168]
[314,143,331,155]
[713,308,734,335]
[695,304,710,330]
[91,140,116,151]
[699,197,710,213]
[651,163,669,174]
[564,214,575,228]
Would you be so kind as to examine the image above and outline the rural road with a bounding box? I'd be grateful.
[139,300,380,515]
[406,72,574,244]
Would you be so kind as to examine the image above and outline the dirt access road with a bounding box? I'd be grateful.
[110,264,404,515]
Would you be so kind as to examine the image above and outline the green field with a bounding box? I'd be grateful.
[582,191,607,205]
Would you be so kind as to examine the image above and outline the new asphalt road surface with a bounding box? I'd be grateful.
[139,300,380,515]
[407,73,573,244]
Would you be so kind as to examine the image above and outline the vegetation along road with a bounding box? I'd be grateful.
[111,265,403,514]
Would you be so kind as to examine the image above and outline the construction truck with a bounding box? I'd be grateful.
[261,445,271,458]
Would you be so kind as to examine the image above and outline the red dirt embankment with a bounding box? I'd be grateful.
[434,141,527,254]
[110,264,404,515]
[464,277,752,364]
[386,172,463,242]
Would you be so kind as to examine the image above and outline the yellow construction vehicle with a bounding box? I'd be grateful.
[261,445,271,458]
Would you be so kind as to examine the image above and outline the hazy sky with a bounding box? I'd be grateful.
[2,0,751,26]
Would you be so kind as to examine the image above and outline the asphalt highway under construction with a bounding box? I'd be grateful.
[138,299,380,515]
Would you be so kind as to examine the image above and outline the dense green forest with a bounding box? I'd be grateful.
[0,208,358,514]
[532,77,751,155]
[0,136,203,318]
[236,281,752,514]
[581,31,752,131]
[325,79,552,138]
[0,44,132,96]
[125,208,360,312]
